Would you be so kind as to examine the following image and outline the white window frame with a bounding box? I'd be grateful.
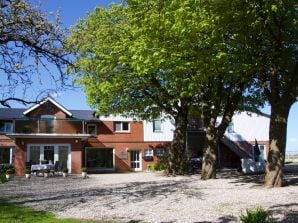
[153,119,162,132]
[144,148,154,157]
[114,121,130,132]
[87,124,97,135]
[27,144,71,171]
[0,122,13,134]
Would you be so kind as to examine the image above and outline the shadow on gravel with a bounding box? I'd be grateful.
[217,164,298,187]
[8,179,204,212]
[194,214,237,223]
[269,203,298,223]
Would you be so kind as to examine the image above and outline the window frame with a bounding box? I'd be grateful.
[114,121,130,133]
[0,122,13,134]
[153,119,162,132]
[87,124,97,135]
[155,147,165,157]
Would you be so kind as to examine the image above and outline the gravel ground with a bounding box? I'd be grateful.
[0,166,297,223]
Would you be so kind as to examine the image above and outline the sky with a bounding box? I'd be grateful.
[16,1,298,152]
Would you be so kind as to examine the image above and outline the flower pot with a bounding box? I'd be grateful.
[5,174,12,180]
[25,174,31,179]
[82,172,87,178]
[62,172,68,178]
[44,173,49,178]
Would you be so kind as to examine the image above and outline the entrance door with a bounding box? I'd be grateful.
[130,150,141,171]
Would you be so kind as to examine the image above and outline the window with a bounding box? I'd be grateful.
[0,123,13,134]
[41,115,56,119]
[114,121,130,132]
[227,122,234,133]
[0,147,11,164]
[252,144,266,162]
[153,119,161,132]
[144,148,154,161]
[87,124,97,135]
[155,147,165,157]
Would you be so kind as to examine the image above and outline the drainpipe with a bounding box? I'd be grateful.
[217,141,221,169]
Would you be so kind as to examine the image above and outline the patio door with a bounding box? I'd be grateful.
[130,150,141,171]
[27,144,71,171]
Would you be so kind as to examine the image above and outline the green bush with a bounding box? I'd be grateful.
[62,168,68,173]
[81,167,87,172]
[0,173,7,184]
[240,207,275,223]
[25,168,31,174]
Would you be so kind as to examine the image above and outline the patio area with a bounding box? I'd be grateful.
[0,166,297,223]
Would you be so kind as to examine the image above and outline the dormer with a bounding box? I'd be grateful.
[23,97,73,119]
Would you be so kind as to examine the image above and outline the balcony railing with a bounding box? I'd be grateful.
[14,119,85,134]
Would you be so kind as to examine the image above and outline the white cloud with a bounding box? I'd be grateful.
[50,92,62,98]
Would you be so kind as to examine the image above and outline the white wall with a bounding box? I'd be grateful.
[224,112,270,142]
[143,118,174,142]
[99,114,137,122]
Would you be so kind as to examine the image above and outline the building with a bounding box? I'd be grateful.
[0,97,269,175]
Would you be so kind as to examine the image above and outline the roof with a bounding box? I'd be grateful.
[0,108,97,121]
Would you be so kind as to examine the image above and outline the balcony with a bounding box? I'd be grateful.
[14,119,85,134]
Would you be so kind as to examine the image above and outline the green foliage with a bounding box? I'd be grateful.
[240,207,275,223]
[62,168,68,173]
[25,168,31,174]
[81,167,87,173]
[150,161,167,172]
[0,199,101,223]
[0,173,7,184]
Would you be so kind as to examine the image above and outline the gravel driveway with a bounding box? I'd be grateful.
[0,166,297,223]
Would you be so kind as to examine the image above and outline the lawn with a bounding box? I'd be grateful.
[0,199,102,223]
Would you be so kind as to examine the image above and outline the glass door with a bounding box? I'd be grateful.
[58,145,70,171]
[130,150,141,171]
[44,145,55,164]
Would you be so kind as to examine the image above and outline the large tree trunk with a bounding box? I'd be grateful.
[201,119,217,180]
[168,112,188,175]
[264,104,290,188]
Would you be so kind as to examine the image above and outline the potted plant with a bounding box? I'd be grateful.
[25,168,31,179]
[42,169,50,178]
[62,168,68,178]
[5,169,14,180]
[81,167,87,178]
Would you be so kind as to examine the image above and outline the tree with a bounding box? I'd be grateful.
[68,0,217,174]
[195,0,264,179]
[0,0,71,107]
[249,0,298,187]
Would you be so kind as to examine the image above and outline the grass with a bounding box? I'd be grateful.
[0,199,103,223]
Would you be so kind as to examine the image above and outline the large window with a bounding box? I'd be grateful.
[86,148,113,169]
[0,122,13,134]
[28,145,41,164]
[0,147,12,164]
[114,121,130,132]
[153,120,161,132]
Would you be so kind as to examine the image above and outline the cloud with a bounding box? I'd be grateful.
[50,92,62,98]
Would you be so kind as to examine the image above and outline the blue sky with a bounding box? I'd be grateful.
[24,1,296,152]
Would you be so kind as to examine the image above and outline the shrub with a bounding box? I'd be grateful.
[240,207,275,223]
[25,169,31,174]
[5,169,14,175]
[0,173,7,183]
[62,168,68,173]
[81,167,87,172]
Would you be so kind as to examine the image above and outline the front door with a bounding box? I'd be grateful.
[130,150,141,171]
